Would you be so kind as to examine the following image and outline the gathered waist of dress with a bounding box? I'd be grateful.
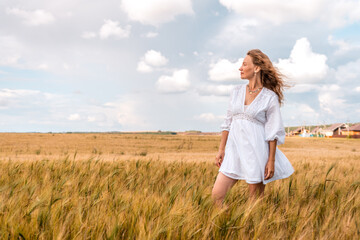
[232,112,264,125]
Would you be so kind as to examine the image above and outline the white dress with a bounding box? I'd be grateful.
[219,84,294,185]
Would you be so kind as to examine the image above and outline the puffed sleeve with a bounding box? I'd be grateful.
[220,87,235,132]
[264,94,285,145]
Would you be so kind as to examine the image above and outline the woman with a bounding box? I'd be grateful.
[211,49,294,207]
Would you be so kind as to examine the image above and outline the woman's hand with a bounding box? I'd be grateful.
[214,150,225,168]
[264,160,275,180]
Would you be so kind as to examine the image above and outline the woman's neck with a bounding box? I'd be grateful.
[248,77,262,90]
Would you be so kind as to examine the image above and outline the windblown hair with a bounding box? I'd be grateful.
[247,49,289,105]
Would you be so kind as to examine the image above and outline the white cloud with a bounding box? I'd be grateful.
[63,63,70,70]
[156,69,190,93]
[37,63,48,70]
[212,17,258,48]
[103,98,146,127]
[0,88,44,109]
[335,58,360,84]
[137,50,168,73]
[143,50,168,67]
[286,84,321,93]
[99,19,131,39]
[0,35,68,71]
[318,84,345,114]
[87,116,96,122]
[298,104,316,113]
[0,55,21,66]
[275,38,328,83]
[6,8,55,26]
[219,0,360,28]
[0,36,22,67]
[137,61,153,73]
[208,58,243,81]
[282,102,319,126]
[318,93,343,114]
[225,18,258,31]
[0,88,40,98]
[0,89,33,100]
[322,0,360,28]
[194,113,224,122]
[68,113,81,121]
[0,88,148,130]
[219,0,320,25]
[282,82,354,122]
[121,0,194,26]
[355,86,360,92]
[328,35,353,55]
[81,31,97,39]
[197,84,236,96]
[144,32,158,38]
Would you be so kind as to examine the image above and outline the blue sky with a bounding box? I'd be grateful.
[0,0,359,132]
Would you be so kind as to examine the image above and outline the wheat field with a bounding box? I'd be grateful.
[0,133,359,239]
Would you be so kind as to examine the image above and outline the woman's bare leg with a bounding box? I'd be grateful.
[211,172,238,208]
[248,182,265,200]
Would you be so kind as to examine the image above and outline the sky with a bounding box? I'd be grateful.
[0,0,360,132]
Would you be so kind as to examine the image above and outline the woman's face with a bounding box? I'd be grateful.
[239,55,256,80]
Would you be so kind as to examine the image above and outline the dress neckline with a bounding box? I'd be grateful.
[242,84,264,112]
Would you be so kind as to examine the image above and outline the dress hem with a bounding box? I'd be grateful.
[219,169,294,185]
[219,170,263,184]
[263,169,294,185]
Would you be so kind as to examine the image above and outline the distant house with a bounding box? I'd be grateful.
[299,128,312,137]
[310,126,323,137]
[347,123,360,136]
[321,123,347,137]
[311,126,322,135]
[290,127,302,136]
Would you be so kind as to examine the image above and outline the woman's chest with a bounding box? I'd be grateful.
[231,87,270,120]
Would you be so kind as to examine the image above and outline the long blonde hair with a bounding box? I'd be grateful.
[247,49,289,105]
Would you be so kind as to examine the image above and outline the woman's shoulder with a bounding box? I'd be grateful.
[262,86,277,99]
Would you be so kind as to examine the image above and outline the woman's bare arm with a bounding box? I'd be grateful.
[219,130,229,151]
[268,139,277,162]
[265,139,277,179]
[215,131,229,167]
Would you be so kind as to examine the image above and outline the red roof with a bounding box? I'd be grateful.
[293,127,302,132]
[311,126,321,133]
[349,123,360,131]
[323,123,346,131]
